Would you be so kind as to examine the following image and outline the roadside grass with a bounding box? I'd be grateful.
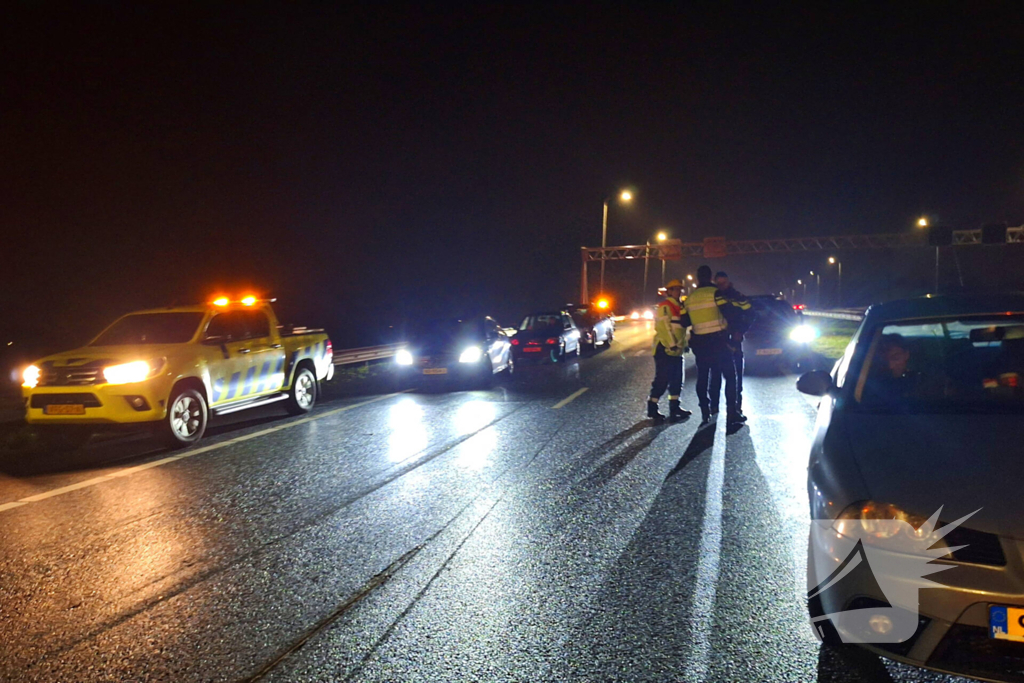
[807,319,859,361]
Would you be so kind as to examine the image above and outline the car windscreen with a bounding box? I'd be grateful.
[748,299,796,331]
[520,314,563,331]
[407,319,480,343]
[851,315,1024,414]
[90,312,205,346]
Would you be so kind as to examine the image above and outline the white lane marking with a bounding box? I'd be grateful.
[551,387,589,409]
[0,391,405,514]
[686,416,727,681]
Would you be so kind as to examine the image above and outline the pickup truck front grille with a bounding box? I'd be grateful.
[39,362,107,386]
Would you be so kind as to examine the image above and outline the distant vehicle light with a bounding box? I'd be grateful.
[789,325,819,344]
[630,311,640,320]
[643,309,654,320]
[212,297,229,306]
[103,360,152,385]
[395,349,414,366]
[459,346,483,363]
[793,304,806,311]
[22,364,40,389]
[241,296,257,306]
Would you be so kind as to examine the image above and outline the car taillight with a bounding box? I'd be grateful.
[546,338,559,345]
[510,338,519,345]
[325,340,333,361]
[793,304,806,310]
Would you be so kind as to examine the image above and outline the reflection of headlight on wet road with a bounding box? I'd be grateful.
[789,325,819,343]
[395,349,413,365]
[459,346,483,363]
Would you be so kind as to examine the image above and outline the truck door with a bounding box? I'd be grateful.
[203,311,256,406]
[238,309,287,396]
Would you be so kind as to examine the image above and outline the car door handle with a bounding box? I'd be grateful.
[269,343,282,349]
[239,348,251,354]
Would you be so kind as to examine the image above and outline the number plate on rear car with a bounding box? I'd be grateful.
[990,605,1024,642]
[422,368,448,375]
[756,348,783,356]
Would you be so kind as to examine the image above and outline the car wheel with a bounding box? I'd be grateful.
[37,426,91,452]
[286,366,317,415]
[161,387,208,449]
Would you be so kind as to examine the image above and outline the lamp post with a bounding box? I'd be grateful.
[810,270,820,307]
[917,216,939,293]
[600,190,633,297]
[686,273,693,295]
[642,230,669,306]
[828,256,842,307]
[797,279,805,303]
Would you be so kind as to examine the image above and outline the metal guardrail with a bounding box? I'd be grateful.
[332,343,404,366]
[802,308,866,322]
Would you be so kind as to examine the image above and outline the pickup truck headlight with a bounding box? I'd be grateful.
[395,349,414,366]
[459,346,483,363]
[103,359,164,385]
[22,365,40,389]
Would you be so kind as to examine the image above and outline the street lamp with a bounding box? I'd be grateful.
[917,217,929,228]
[828,256,842,307]
[810,270,820,307]
[797,279,805,302]
[600,190,634,296]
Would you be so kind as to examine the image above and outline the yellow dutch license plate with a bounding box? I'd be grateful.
[756,348,783,356]
[990,605,1024,641]
[422,368,448,375]
[44,404,85,415]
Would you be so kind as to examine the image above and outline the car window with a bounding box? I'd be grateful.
[206,311,248,340]
[239,310,271,339]
[851,315,1024,414]
[520,314,563,331]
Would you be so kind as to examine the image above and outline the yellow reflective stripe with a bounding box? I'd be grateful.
[692,320,726,333]
[686,300,719,310]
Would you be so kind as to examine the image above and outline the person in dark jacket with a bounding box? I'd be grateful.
[709,271,753,420]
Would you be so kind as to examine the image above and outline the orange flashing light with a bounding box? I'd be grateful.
[596,299,609,309]
[212,297,230,306]
[241,296,257,306]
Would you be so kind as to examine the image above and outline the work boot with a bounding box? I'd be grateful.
[727,411,746,426]
[647,400,666,422]
[669,399,692,422]
[699,409,712,426]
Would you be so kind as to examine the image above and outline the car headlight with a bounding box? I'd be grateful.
[789,325,819,343]
[395,349,414,366]
[643,309,654,320]
[630,311,640,320]
[459,346,483,363]
[103,359,164,385]
[833,501,947,554]
[22,364,40,389]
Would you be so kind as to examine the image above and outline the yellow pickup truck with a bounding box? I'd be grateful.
[21,298,333,449]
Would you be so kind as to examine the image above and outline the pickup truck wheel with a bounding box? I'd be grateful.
[161,388,207,448]
[286,366,317,415]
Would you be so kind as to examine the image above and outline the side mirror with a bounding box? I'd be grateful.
[796,370,834,397]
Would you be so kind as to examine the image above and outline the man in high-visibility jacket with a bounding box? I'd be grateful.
[710,270,753,420]
[684,265,742,426]
[648,279,692,422]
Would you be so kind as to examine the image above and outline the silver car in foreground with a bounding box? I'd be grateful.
[798,294,1024,681]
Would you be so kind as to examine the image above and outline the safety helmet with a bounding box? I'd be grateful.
[665,279,684,289]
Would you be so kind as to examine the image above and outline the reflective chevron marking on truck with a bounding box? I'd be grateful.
[255,360,271,393]
[225,372,241,400]
[212,377,225,402]
[242,366,256,396]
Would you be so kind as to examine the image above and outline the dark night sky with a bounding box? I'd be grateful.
[3,2,1024,352]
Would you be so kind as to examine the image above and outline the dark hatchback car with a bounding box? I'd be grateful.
[510,311,582,364]
[742,295,816,373]
[395,317,512,387]
[569,306,615,351]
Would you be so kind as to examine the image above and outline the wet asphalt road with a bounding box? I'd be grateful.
[0,322,971,682]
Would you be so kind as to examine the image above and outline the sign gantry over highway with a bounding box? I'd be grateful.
[579,226,1024,302]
